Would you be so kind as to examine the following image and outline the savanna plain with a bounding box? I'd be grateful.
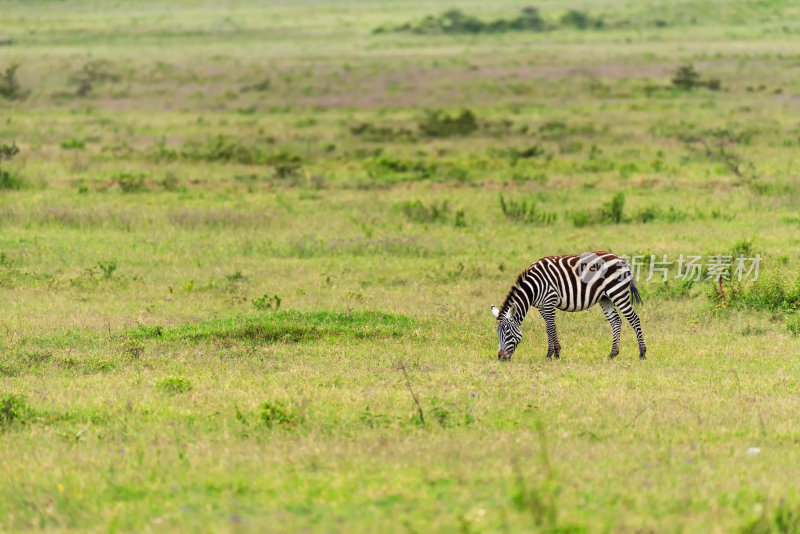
[1,0,800,532]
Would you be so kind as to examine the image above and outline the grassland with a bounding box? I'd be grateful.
[1,0,800,532]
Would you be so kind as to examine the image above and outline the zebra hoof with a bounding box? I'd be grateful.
[608,353,619,360]
[639,354,647,360]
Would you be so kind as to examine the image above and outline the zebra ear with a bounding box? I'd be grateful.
[491,305,500,318]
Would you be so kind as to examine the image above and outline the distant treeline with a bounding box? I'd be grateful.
[373,7,604,35]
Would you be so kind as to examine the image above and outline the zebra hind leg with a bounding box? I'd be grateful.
[614,295,646,360]
[599,297,622,359]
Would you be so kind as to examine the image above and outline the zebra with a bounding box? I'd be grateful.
[491,251,646,361]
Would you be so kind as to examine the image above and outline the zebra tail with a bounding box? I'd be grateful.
[630,279,643,306]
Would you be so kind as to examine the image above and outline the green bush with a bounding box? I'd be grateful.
[156,376,193,394]
[570,210,591,227]
[349,121,415,142]
[398,200,452,224]
[366,156,434,181]
[253,294,281,311]
[600,192,625,224]
[418,109,478,138]
[499,195,557,225]
[97,258,117,279]
[568,193,627,227]
[180,136,300,168]
[652,279,695,300]
[1,393,28,428]
[376,7,547,35]
[0,64,30,100]
[559,10,604,29]
[671,64,722,91]
[69,59,120,97]
[60,138,86,150]
[786,314,800,336]
[634,206,659,223]
[115,173,148,193]
[742,501,800,534]
[712,270,800,312]
[260,401,296,429]
[0,142,24,191]
[672,65,701,90]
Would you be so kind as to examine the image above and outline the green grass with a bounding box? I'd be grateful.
[1,0,800,531]
[126,310,416,343]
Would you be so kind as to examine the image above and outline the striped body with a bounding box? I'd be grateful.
[492,251,646,361]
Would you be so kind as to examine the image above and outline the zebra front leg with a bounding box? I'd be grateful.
[616,299,646,360]
[599,297,622,359]
[538,306,561,359]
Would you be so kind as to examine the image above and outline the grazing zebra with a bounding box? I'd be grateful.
[491,251,646,361]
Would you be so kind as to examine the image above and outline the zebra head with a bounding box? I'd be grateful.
[492,304,522,361]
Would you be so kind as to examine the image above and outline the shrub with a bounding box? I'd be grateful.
[242,77,271,92]
[377,7,547,35]
[115,173,148,193]
[570,210,591,227]
[502,7,547,31]
[454,209,467,227]
[180,137,303,174]
[418,109,478,138]
[433,9,484,33]
[672,64,700,90]
[559,10,603,29]
[366,156,434,181]
[60,138,85,150]
[507,145,546,166]
[429,398,453,428]
[156,376,193,394]
[398,200,450,224]
[0,393,28,428]
[786,314,800,336]
[69,59,121,97]
[499,195,557,225]
[0,63,30,100]
[253,294,281,310]
[271,152,303,179]
[742,501,800,534]
[0,142,24,190]
[180,135,261,164]
[652,279,695,300]
[359,405,393,428]
[732,239,754,257]
[634,206,659,223]
[260,401,296,428]
[671,64,722,91]
[132,325,164,339]
[349,121,415,142]
[97,258,117,280]
[600,192,625,224]
[714,270,800,312]
[161,172,181,191]
[567,193,630,227]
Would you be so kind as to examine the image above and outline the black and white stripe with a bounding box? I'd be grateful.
[491,251,646,361]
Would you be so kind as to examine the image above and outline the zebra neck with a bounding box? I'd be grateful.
[508,285,533,323]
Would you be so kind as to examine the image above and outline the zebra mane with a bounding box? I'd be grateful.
[497,268,529,320]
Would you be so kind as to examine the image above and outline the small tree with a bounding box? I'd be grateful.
[69,60,120,97]
[0,142,24,190]
[0,64,29,100]
[560,10,603,30]
[672,64,701,90]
